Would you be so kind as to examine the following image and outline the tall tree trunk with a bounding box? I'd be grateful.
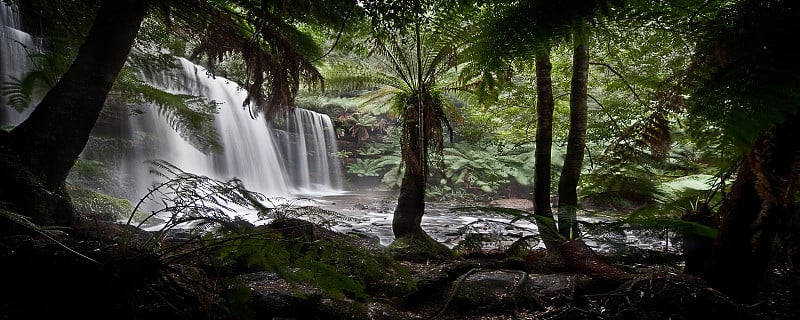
[390,102,451,261]
[392,104,428,239]
[703,114,800,300]
[557,21,590,239]
[394,0,427,240]
[533,49,559,250]
[0,0,147,227]
[784,206,800,308]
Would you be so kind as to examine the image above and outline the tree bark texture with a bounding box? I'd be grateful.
[533,50,559,249]
[1,0,147,227]
[392,104,428,239]
[704,114,800,299]
[557,21,590,240]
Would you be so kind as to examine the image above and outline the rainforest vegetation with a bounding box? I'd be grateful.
[1,0,798,319]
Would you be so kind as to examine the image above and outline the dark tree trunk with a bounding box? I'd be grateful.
[703,114,800,300]
[390,102,451,261]
[0,0,147,228]
[533,50,559,250]
[557,21,590,239]
[392,104,428,239]
[784,207,800,308]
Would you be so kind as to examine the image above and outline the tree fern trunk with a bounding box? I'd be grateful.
[392,105,427,239]
[533,49,559,249]
[704,114,800,300]
[1,0,147,227]
[557,20,590,239]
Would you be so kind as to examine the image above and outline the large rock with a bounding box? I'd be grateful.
[446,269,592,316]
[239,271,369,320]
[526,273,593,306]
[451,269,539,313]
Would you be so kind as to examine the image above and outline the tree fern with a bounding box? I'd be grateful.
[432,142,534,196]
[164,0,341,120]
[114,65,224,154]
[346,158,387,177]
[687,0,800,152]
[2,52,62,113]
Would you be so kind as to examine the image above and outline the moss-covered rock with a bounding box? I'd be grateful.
[67,185,138,222]
[219,218,417,300]
[388,232,454,263]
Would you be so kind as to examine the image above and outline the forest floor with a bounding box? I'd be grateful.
[1,212,798,320]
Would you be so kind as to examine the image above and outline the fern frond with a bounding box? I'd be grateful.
[355,87,403,116]
[1,69,54,112]
[125,77,223,154]
[1,208,100,265]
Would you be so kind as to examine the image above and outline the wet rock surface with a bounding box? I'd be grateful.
[2,217,798,320]
[449,269,543,314]
[229,269,401,320]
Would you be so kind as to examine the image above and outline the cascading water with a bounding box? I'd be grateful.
[273,108,344,194]
[2,0,343,202]
[124,57,343,199]
[0,2,41,125]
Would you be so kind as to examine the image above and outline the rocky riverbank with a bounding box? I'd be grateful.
[2,213,797,320]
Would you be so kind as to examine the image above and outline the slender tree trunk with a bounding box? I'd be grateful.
[533,49,559,250]
[703,114,800,300]
[392,104,428,239]
[557,21,590,239]
[0,0,147,227]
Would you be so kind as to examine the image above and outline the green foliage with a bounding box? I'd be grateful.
[622,174,720,239]
[0,35,224,155]
[437,142,534,194]
[66,159,114,192]
[346,127,404,185]
[2,70,46,113]
[119,160,408,300]
[67,185,139,222]
[321,6,502,162]
[687,0,800,152]
[139,86,221,154]
[473,0,626,69]
[579,173,721,251]
[252,197,358,230]
[459,73,539,145]
[212,227,372,300]
[346,158,387,177]
[122,160,268,253]
[1,52,66,113]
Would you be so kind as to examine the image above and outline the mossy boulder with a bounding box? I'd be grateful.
[388,233,454,263]
[67,185,137,221]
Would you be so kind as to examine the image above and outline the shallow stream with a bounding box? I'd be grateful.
[303,190,680,256]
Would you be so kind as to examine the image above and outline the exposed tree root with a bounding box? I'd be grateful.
[557,240,633,285]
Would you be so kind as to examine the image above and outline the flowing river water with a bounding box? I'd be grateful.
[221,189,682,257]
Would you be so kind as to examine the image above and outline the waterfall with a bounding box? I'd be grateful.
[2,0,344,201]
[124,57,343,199]
[273,108,344,194]
[0,2,41,126]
